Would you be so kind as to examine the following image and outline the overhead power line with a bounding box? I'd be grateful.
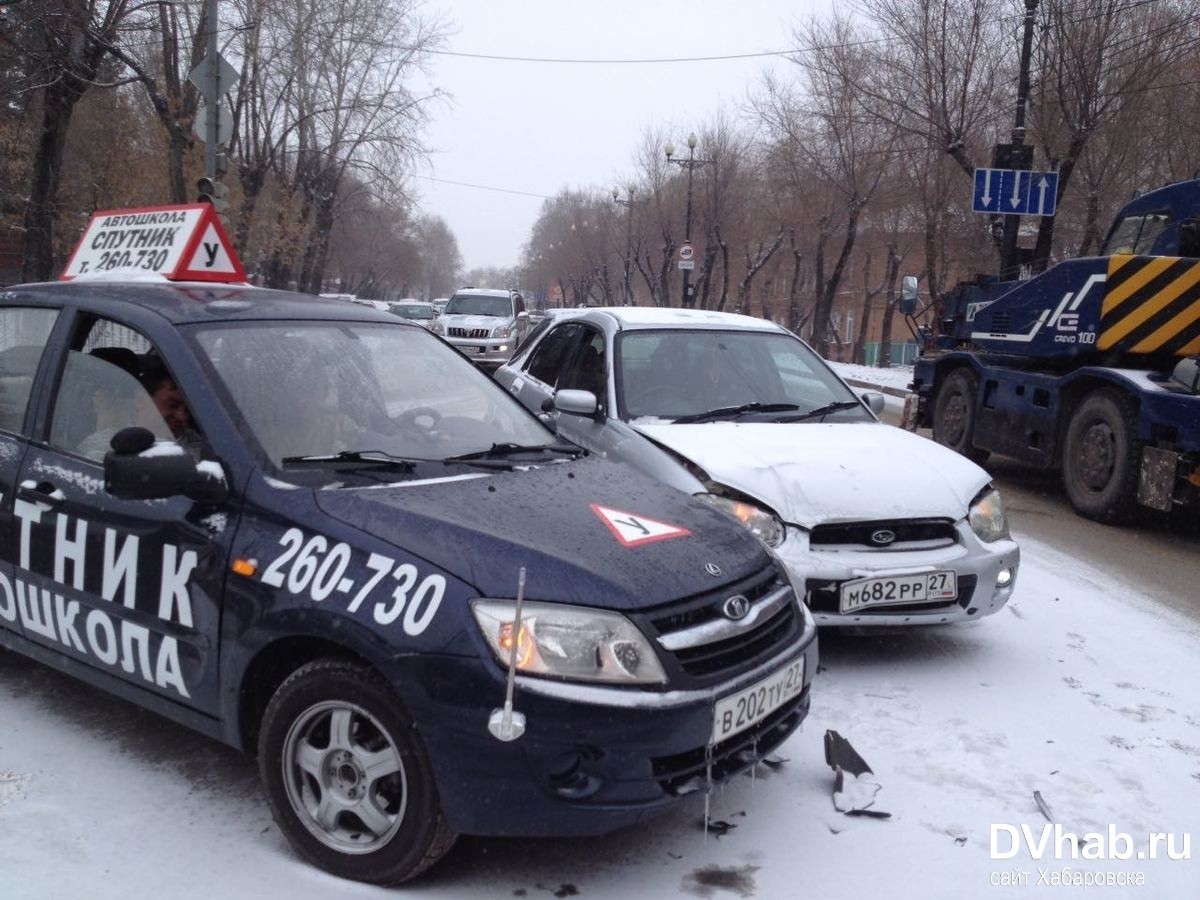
[414,174,551,199]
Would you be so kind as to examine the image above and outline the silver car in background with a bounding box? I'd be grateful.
[430,288,530,369]
[494,307,1020,627]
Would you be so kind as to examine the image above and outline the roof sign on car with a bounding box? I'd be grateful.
[60,203,248,284]
[590,503,692,547]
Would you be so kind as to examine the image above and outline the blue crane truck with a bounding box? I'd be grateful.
[903,178,1200,522]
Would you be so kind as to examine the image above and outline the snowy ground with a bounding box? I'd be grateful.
[1,528,1197,899]
[830,361,915,394]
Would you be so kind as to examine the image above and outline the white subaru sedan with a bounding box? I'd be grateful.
[495,308,1019,626]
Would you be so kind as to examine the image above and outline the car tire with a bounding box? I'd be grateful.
[258,658,456,885]
[932,369,989,463]
[1062,389,1140,522]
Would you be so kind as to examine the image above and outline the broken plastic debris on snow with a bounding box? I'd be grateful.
[824,729,891,819]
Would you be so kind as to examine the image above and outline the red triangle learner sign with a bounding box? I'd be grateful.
[60,203,247,284]
[590,503,693,548]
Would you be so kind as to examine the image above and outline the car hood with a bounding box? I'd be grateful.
[440,314,510,330]
[630,421,990,528]
[313,457,770,610]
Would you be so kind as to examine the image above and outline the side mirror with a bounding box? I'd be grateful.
[516,311,530,321]
[899,275,919,315]
[554,389,598,417]
[860,391,886,415]
[104,426,227,503]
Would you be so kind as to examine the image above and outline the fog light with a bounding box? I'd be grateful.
[498,344,509,352]
[996,568,1013,588]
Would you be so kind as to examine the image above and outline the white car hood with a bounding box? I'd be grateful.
[441,314,508,331]
[631,421,991,528]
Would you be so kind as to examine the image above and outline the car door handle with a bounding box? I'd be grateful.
[18,479,65,505]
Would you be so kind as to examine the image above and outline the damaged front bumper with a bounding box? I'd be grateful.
[775,521,1019,626]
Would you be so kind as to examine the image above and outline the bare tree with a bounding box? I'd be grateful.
[1027,0,1200,269]
[5,0,135,280]
[758,14,899,354]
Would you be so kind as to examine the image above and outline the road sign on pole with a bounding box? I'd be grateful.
[192,103,232,146]
[972,168,1058,217]
[188,52,238,102]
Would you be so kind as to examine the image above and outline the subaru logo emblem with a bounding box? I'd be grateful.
[870,529,897,546]
[722,595,751,620]
[705,562,723,577]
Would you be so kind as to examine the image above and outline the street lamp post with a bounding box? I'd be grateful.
[665,133,712,308]
[612,185,640,306]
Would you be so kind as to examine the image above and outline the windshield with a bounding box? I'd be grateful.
[1102,212,1170,255]
[616,329,869,422]
[444,294,512,317]
[391,304,435,319]
[193,321,551,467]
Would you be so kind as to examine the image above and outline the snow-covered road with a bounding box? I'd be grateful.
[1,528,1196,899]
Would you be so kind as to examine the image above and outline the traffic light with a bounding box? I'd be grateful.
[196,176,229,213]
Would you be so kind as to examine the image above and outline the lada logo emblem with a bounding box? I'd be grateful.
[705,562,723,577]
[722,595,751,620]
[870,529,897,546]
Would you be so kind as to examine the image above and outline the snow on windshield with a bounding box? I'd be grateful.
[618,329,865,421]
[194,322,549,466]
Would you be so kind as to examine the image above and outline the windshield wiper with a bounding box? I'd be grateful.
[443,442,583,463]
[672,402,801,425]
[281,450,419,471]
[771,400,864,423]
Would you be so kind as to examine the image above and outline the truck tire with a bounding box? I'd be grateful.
[932,369,989,463]
[1062,389,1140,522]
[258,658,456,885]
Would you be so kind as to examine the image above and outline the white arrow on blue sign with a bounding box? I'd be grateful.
[972,168,1058,217]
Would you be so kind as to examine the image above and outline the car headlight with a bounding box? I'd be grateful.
[694,492,785,548]
[493,323,515,338]
[429,320,444,334]
[470,599,667,685]
[968,487,1010,542]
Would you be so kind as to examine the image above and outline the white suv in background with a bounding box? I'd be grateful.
[432,288,530,369]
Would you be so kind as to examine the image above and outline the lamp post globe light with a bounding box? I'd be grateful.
[665,132,712,307]
[612,184,640,306]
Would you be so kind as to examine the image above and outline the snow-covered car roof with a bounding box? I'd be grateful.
[575,306,787,333]
[453,288,515,297]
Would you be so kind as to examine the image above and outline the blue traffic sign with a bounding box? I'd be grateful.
[972,168,1058,217]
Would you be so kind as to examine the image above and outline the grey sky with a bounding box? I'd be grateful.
[414,0,831,271]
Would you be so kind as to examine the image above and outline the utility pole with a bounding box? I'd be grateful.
[204,0,219,181]
[666,133,712,308]
[612,185,640,305]
[998,0,1039,279]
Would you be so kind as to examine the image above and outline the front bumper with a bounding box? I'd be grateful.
[388,623,816,837]
[445,337,515,367]
[775,520,1019,626]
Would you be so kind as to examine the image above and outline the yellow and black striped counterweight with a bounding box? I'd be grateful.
[1099,255,1200,356]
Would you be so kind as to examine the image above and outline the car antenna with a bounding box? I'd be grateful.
[488,566,528,742]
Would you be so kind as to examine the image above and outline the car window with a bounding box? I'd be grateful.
[194,321,552,468]
[524,323,582,387]
[616,329,865,421]
[0,307,58,436]
[558,327,607,401]
[444,294,512,317]
[48,318,192,461]
[390,304,435,319]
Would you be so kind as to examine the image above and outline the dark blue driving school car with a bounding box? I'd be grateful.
[0,275,816,884]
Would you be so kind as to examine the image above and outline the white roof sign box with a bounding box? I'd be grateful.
[60,203,247,284]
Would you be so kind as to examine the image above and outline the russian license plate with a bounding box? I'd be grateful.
[839,571,957,613]
[711,655,805,745]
